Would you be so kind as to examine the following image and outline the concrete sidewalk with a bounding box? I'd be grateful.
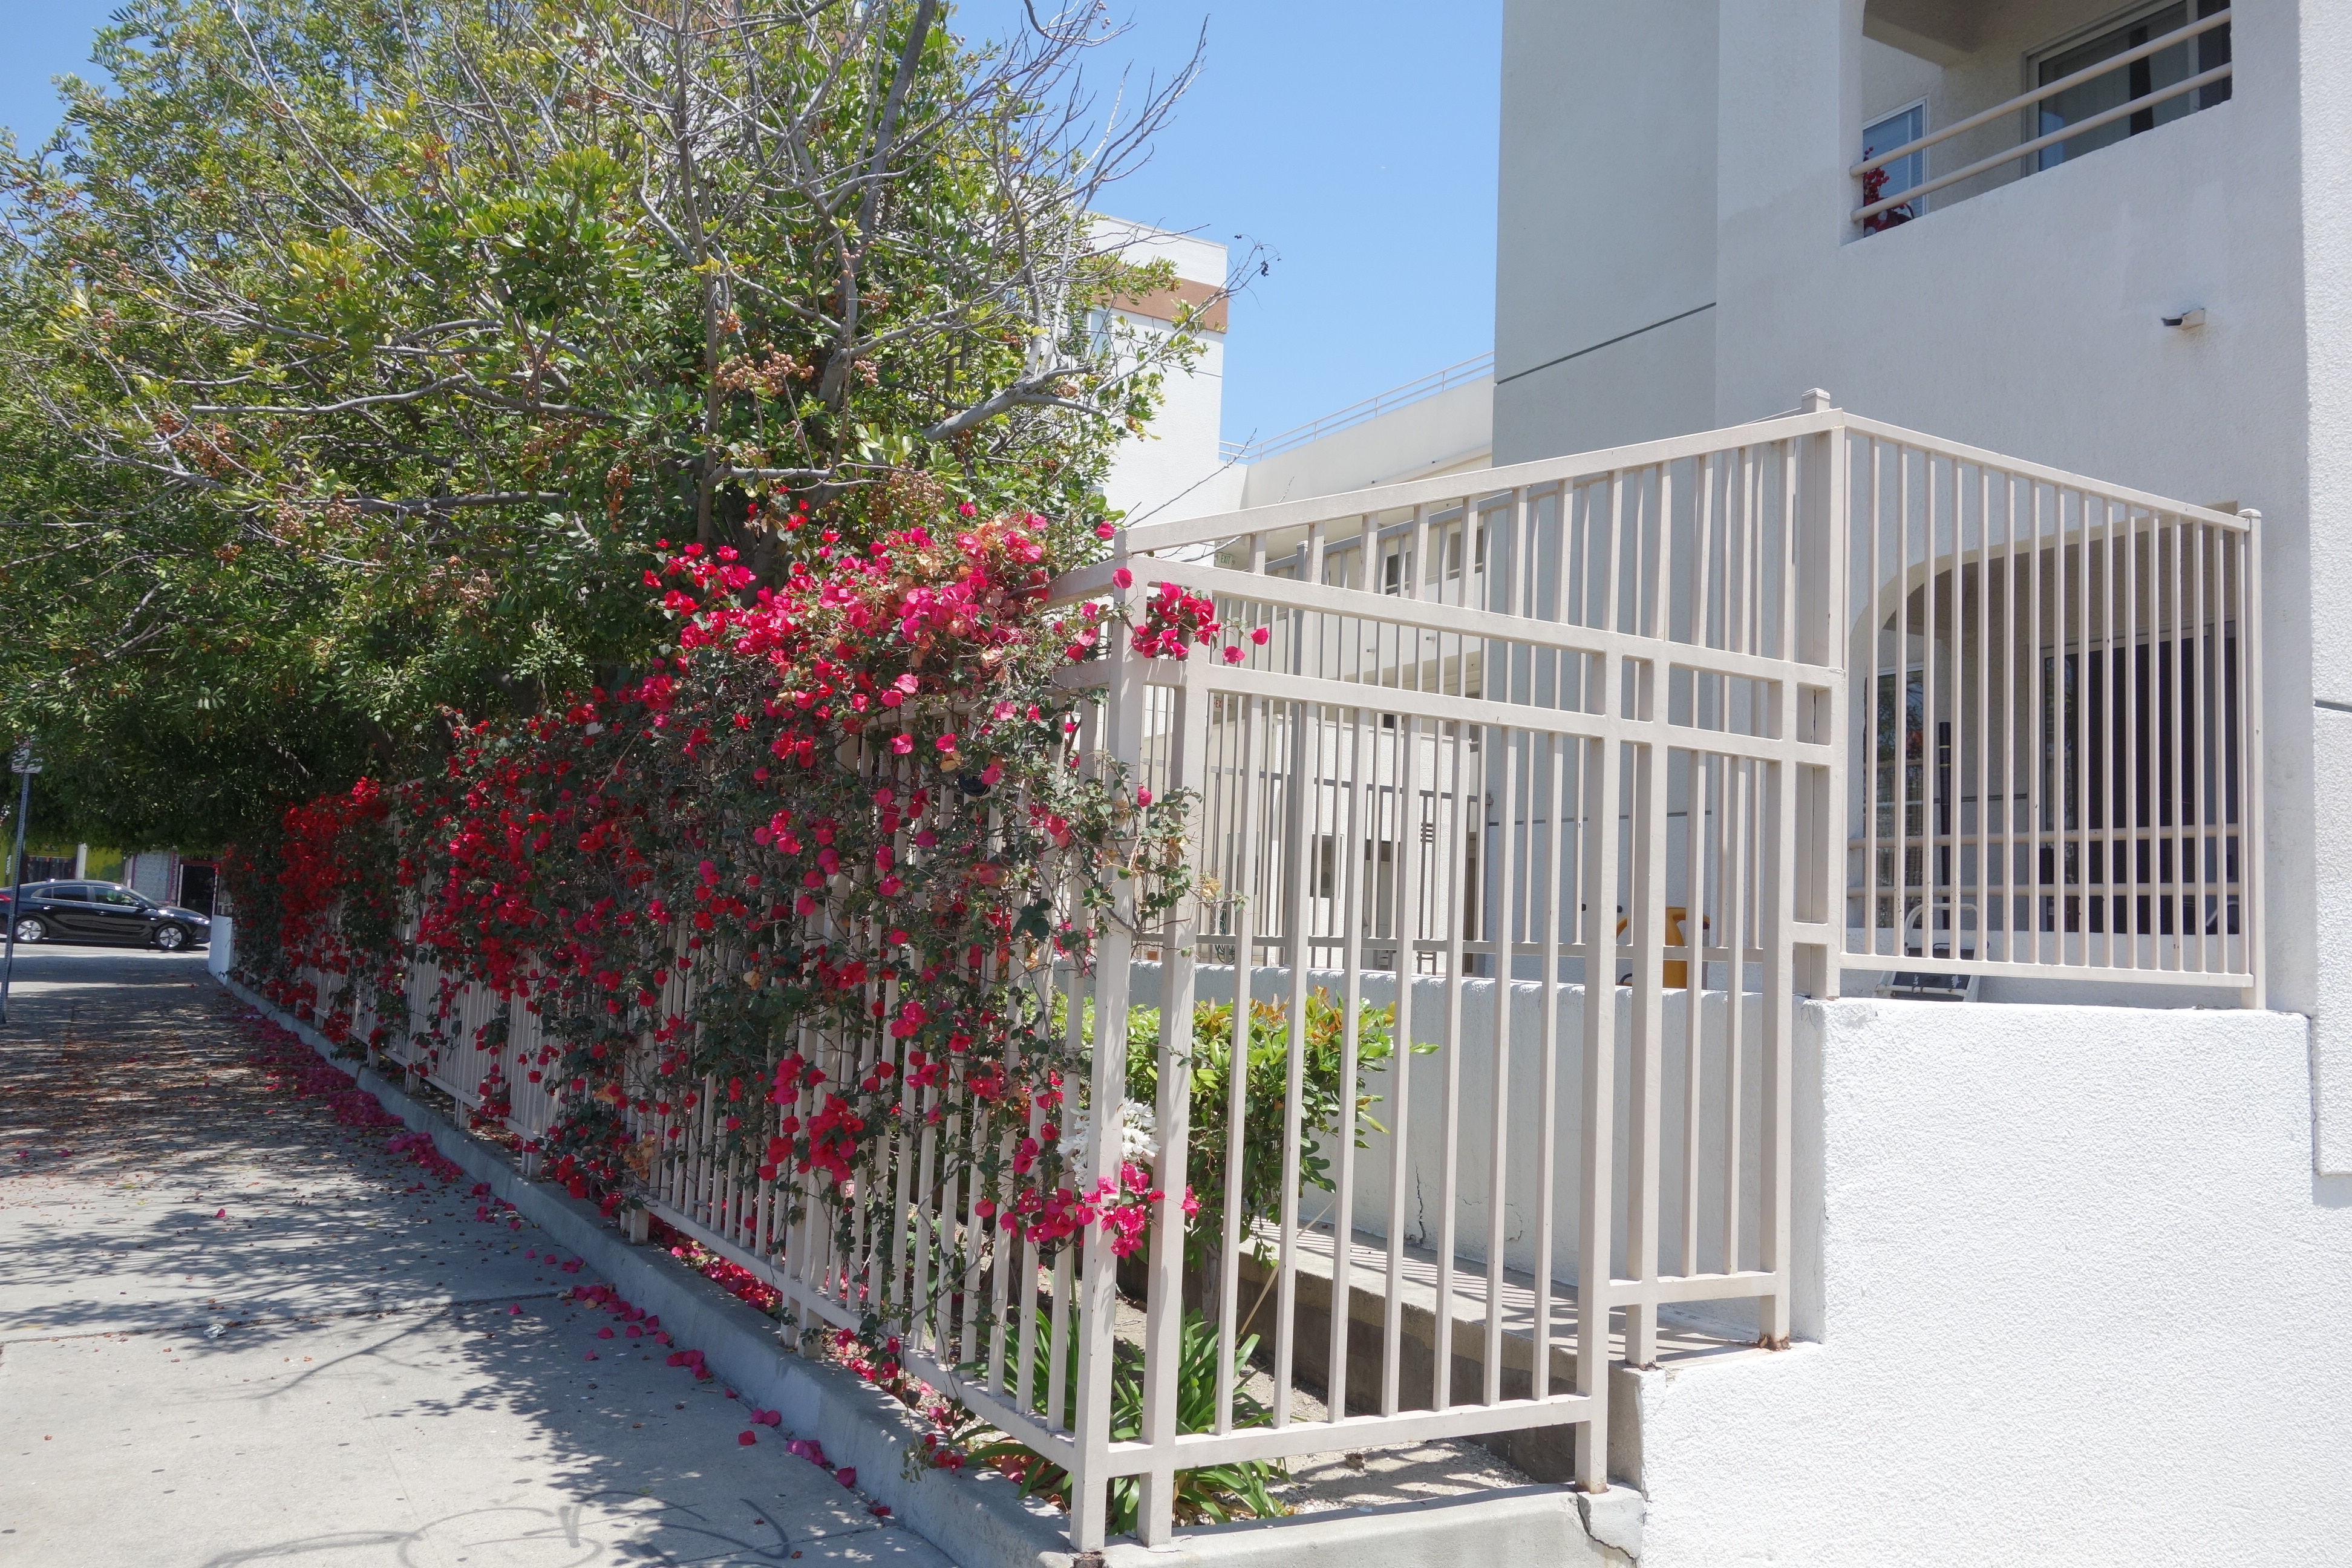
[0,946,954,1567]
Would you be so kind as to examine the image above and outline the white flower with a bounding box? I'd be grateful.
[1060,1100,1159,1171]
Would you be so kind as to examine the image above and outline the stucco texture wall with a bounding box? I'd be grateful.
[1633,996,2351,1567]
[1492,0,1721,463]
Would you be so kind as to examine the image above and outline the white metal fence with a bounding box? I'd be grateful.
[273,396,2262,1550]
[296,947,568,1149]
[1841,419,2260,996]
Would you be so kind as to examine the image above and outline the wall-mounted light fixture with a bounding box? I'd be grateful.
[2163,307,2207,328]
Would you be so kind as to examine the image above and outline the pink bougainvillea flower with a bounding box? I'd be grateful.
[738,1431,757,1446]
[1111,566,1132,589]
[596,1327,614,1339]
[889,734,913,755]
[1250,625,1270,645]
[214,1209,226,1219]
[1094,521,1116,539]
[835,1466,857,1488]
[584,1351,598,1361]
[509,1304,523,1315]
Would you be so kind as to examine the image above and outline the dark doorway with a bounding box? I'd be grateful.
[177,862,217,915]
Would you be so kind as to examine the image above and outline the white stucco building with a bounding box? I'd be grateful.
[1096,234,1495,528]
[1483,4,2346,1561]
[1091,220,1234,529]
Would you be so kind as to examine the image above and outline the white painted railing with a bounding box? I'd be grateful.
[1852,6,2233,227]
[1840,417,2259,998]
[300,947,568,1151]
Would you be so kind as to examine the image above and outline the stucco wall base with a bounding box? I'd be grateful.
[1630,996,2352,1567]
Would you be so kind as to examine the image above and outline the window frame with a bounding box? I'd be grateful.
[2025,0,2233,175]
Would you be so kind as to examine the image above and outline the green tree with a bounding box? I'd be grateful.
[0,0,1216,847]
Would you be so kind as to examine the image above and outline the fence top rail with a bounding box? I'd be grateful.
[1839,413,2251,529]
[1114,406,2248,563]
[1045,557,1834,684]
[1117,408,1841,558]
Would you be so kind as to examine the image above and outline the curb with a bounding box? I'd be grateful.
[220,974,1636,1568]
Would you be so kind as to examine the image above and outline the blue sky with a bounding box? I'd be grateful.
[0,2,1501,447]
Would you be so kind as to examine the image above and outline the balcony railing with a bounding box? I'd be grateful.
[1853,6,2233,228]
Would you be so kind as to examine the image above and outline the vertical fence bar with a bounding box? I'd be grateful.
[1624,665,1668,1367]
[1271,699,1317,1427]
[1326,702,1373,1423]
[1380,713,1424,1417]
[1066,598,1146,1551]
[1483,726,1521,1402]
[1575,668,1620,1490]
[1431,720,1471,1411]
[1533,730,1566,1396]
[1215,694,1261,1434]
[2238,512,2265,1006]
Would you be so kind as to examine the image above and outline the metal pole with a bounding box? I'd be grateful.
[1,749,36,1027]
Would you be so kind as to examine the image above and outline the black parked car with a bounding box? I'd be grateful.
[1,880,214,952]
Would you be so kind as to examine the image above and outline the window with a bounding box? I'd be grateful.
[93,887,148,908]
[47,884,89,901]
[2034,1,2231,172]
[1862,102,1927,231]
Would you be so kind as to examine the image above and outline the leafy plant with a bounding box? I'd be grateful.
[1089,990,1414,1264]
[0,0,1226,845]
[954,1308,1284,1536]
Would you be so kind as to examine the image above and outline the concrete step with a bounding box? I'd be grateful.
[1233,1221,1759,1485]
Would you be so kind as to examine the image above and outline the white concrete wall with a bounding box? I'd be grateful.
[1233,378,1493,508]
[1632,996,2351,1567]
[2300,4,2352,1176]
[1492,0,1722,464]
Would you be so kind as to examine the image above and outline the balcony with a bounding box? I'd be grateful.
[1856,2,2234,232]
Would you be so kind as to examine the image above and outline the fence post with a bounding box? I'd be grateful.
[1759,754,1797,1348]
[1137,656,1208,1544]
[1794,389,1846,999]
[2236,511,2265,1010]
[1068,558,1145,1550]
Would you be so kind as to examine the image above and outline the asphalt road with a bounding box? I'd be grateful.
[0,946,955,1567]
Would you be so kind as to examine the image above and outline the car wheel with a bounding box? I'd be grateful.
[153,924,190,952]
[12,915,47,944]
